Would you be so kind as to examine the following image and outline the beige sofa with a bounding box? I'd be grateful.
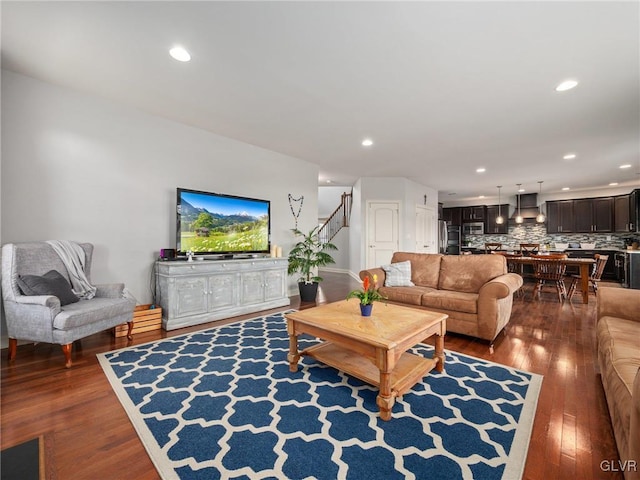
[360,252,523,344]
[597,287,640,480]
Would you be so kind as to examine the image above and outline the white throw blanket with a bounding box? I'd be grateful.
[46,240,97,300]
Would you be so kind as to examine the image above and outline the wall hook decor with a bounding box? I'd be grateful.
[288,194,304,228]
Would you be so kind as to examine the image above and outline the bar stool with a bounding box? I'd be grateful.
[519,243,540,256]
[484,242,503,253]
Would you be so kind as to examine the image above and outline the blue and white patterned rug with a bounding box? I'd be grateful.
[98,311,542,480]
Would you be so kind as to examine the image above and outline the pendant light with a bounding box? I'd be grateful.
[515,184,523,224]
[536,181,546,223]
[495,186,504,224]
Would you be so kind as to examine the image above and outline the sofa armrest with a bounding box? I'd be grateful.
[95,283,125,299]
[359,268,386,288]
[597,287,640,324]
[630,368,640,480]
[478,273,523,300]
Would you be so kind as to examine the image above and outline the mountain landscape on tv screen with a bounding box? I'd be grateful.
[179,199,268,253]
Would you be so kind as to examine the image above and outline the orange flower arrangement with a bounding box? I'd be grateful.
[346,274,387,305]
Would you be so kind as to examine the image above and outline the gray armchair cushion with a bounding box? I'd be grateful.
[17,270,79,306]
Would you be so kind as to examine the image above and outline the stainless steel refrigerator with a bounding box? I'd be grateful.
[438,221,461,255]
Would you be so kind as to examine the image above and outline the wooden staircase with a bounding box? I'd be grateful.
[318,192,352,244]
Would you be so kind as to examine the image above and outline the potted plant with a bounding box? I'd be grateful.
[346,274,387,316]
[287,226,337,302]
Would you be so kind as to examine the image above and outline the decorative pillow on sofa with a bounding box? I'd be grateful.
[17,270,79,306]
[382,260,415,287]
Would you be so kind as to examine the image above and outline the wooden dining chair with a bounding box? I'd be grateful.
[519,243,540,256]
[501,253,525,298]
[484,242,503,253]
[566,254,609,302]
[531,255,568,303]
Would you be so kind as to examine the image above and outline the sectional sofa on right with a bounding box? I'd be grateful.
[597,287,640,480]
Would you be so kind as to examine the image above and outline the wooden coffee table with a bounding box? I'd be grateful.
[286,300,447,421]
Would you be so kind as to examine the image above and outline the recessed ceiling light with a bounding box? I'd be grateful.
[563,153,577,160]
[620,164,632,169]
[609,182,619,186]
[555,79,578,92]
[326,180,332,184]
[361,138,373,147]
[476,168,486,173]
[169,46,191,62]
[562,187,571,191]
[479,195,485,199]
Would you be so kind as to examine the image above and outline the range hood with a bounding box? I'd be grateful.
[510,193,542,221]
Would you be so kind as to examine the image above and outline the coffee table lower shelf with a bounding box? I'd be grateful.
[303,341,438,397]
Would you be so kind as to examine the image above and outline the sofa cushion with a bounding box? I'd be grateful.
[438,254,506,294]
[421,290,478,314]
[17,270,79,306]
[391,252,442,288]
[382,261,415,287]
[598,316,640,396]
[379,286,436,306]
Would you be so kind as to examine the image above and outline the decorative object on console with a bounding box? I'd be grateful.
[159,248,176,260]
[287,226,337,302]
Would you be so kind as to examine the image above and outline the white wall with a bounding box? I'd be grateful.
[1,71,320,310]
[318,185,351,219]
[348,177,438,275]
[319,226,351,275]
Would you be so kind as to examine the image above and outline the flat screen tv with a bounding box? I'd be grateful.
[176,188,270,256]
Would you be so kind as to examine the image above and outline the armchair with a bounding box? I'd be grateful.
[2,242,136,367]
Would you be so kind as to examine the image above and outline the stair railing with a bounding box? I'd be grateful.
[318,192,352,244]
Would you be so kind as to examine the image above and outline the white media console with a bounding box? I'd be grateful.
[155,257,290,330]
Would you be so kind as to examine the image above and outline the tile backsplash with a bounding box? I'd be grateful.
[464,224,640,250]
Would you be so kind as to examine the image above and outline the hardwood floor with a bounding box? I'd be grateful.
[1,272,622,479]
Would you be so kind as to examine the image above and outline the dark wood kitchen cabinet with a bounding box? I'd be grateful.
[574,197,613,233]
[615,192,638,233]
[546,200,575,233]
[442,207,462,226]
[462,206,486,222]
[485,204,509,234]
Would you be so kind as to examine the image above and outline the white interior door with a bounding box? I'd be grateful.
[367,201,399,268]
[416,205,437,253]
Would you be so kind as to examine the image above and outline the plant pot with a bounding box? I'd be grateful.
[298,281,319,303]
[360,303,373,317]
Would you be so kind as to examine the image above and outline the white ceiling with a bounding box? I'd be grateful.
[2,1,639,202]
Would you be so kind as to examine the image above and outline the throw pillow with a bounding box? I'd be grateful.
[17,270,80,306]
[382,260,415,287]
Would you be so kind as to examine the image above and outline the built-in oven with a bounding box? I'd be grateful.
[463,222,484,236]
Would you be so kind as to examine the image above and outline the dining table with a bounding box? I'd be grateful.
[504,256,596,304]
